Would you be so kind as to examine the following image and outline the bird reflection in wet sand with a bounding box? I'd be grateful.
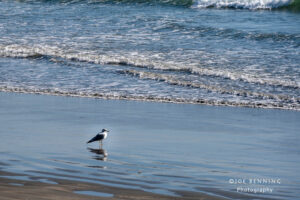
[88,147,108,161]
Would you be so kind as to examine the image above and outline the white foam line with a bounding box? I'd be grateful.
[1,44,298,89]
[192,0,293,10]
[122,69,299,102]
[1,86,299,111]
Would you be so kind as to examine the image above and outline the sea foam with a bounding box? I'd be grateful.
[193,0,293,9]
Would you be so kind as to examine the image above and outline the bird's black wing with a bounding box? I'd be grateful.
[87,134,104,143]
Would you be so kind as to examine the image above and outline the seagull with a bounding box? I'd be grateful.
[87,129,109,149]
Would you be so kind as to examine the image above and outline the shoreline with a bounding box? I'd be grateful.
[1,90,299,111]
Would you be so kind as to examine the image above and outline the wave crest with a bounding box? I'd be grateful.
[15,0,298,10]
[193,0,294,10]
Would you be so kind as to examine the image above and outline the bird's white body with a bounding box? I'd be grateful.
[102,131,108,139]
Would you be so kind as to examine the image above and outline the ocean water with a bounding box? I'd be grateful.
[0,0,299,110]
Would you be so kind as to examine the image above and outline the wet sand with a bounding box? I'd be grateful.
[0,92,299,200]
[0,170,224,200]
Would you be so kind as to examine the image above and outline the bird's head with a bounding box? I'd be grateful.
[102,129,109,132]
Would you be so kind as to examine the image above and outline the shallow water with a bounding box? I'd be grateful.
[74,190,114,197]
[0,0,299,110]
[0,92,299,199]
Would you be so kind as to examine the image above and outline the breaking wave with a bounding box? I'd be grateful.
[12,0,299,10]
[193,0,297,10]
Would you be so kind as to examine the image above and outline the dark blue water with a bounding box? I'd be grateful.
[0,0,299,110]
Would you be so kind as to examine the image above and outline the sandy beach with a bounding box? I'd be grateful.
[0,92,299,199]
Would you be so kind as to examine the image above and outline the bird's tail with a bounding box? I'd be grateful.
[87,135,97,143]
[87,139,94,144]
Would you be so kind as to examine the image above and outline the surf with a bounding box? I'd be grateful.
[193,0,296,10]
[11,0,299,11]
[1,44,299,89]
